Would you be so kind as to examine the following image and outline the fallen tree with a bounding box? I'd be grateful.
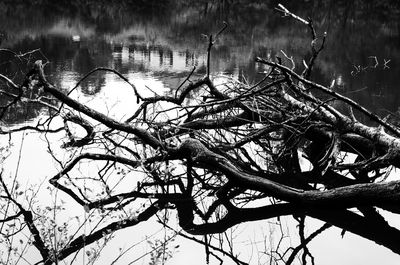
[1,5,400,265]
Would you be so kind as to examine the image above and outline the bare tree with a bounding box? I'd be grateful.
[1,4,400,265]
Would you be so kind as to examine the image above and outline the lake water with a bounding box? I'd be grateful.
[1,0,400,126]
[1,2,400,264]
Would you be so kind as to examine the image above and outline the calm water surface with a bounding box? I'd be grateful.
[1,1,399,125]
[1,2,400,264]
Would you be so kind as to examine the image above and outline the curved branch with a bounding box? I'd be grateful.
[33,60,163,149]
[50,153,141,183]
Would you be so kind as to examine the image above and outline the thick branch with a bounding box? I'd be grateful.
[178,139,400,207]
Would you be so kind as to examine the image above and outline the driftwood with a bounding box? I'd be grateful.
[1,4,400,265]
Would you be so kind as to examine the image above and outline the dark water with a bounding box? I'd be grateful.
[1,0,399,125]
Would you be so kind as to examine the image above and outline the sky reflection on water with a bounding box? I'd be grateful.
[1,1,400,264]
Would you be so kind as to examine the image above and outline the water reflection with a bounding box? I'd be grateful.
[0,0,399,125]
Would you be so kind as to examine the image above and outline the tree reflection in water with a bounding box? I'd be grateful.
[0,0,399,125]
